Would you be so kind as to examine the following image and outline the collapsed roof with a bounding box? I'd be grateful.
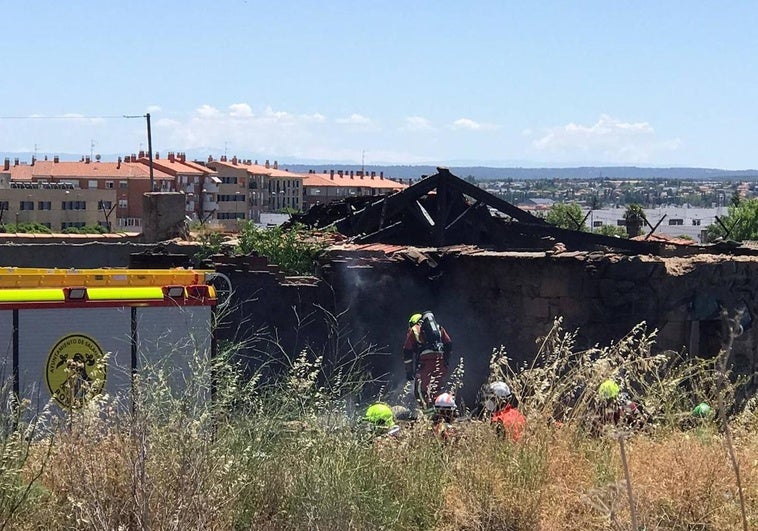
[289,167,750,256]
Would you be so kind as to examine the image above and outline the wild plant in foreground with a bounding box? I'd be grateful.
[7,313,758,530]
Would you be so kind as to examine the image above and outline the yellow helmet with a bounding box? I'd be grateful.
[364,403,395,428]
[408,313,423,327]
[598,379,620,400]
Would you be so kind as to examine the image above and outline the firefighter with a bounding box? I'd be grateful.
[692,402,713,418]
[484,381,526,442]
[594,379,646,431]
[363,402,400,437]
[403,311,453,406]
[431,392,458,440]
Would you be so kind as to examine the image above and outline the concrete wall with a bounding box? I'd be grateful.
[0,240,200,268]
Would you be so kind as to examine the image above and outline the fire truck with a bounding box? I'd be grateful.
[0,268,218,412]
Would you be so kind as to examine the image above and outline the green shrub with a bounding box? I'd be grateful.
[236,222,327,275]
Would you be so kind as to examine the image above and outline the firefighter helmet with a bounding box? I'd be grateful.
[692,402,712,418]
[408,313,423,327]
[598,379,620,400]
[434,392,456,410]
[489,381,512,400]
[364,403,395,427]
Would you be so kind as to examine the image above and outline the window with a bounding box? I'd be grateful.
[217,212,245,220]
[119,181,128,189]
[105,181,114,189]
[668,218,684,226]
[88,180,98,189]
[98,200,113,210]
[61,221,86,230]
[221,176,238,184]
[0,201,8,210]
[20,201,34,211]
[118,199,128,208]
[62,201,86,210]
[593,220,603,227]
[38,201,52,210]
[117,218,141,227]
[616,219,626,226]
[692,219,701,226]
[217,194,245,202]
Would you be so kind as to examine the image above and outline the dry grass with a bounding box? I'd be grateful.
[0,317,756,530]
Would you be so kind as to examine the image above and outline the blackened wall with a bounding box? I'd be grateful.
[224,248,758,404]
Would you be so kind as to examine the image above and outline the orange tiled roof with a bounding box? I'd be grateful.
[4,164,33,181]
[7,161,173,181]
[178,159,218,175]
[304,172,406,190]
[139,157,205,176]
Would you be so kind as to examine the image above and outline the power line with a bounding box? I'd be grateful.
[0,114,135,120]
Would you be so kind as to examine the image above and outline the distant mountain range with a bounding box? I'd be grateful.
[4,150,758,181]
[280,164,758,181]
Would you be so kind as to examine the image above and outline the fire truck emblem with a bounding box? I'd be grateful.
[45,334,107,409]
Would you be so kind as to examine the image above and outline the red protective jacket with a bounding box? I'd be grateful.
[491,405,526,442]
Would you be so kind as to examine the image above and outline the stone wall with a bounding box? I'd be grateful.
[141,192,186,243]
[224,247,758,403]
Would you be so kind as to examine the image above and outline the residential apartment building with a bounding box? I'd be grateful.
[301,169,406,210]
[206,157,305,228]
[137,152,220,224]
[1,156,174,230]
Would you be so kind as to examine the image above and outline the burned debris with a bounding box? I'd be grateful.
[292,168,672,255]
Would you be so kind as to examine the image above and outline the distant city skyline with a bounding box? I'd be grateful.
[2,2,757,169]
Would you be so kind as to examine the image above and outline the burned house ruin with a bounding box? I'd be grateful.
[216,168,758,402]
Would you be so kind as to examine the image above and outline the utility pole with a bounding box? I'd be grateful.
[146,113,154,191]
[123,113,155,191]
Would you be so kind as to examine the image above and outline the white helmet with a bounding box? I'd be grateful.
[489,381,512,400]
[434,392,456,410]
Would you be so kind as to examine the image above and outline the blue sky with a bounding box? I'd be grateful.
[2,1,757,169]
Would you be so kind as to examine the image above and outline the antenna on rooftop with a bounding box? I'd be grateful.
[90,139,96,160]
[224,141,228,158]
[361,150,365,174]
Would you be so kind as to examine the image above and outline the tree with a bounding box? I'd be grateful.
[731,190,741,207]
[545,203,588,231]
[595,224,627,237]
[623,204,647,237]
[706,197,758,242]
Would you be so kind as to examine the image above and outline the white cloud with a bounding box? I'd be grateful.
[336,113,372,125]
[146,105,162,113]
[196,104,222,119]
[532,114,681,163]
[229,103,253,118]
[302,112,326,123]
[402,116,434,131]
[450,118,498,131]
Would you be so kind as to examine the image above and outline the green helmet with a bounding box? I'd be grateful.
[598,379,620,400]
[364,403,395,428]
[409,313,423,327]
[692,402,712,418]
